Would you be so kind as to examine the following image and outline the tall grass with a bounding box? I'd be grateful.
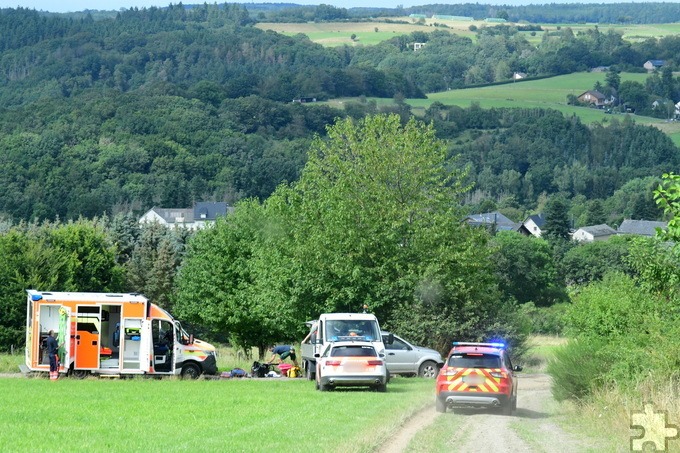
[565,378,680,452]
[0,376,434,452]
[0,352,23,373]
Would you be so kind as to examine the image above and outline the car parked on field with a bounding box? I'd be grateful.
[435,342,522,415]
[315,341,388,392]
[381,332,443,378]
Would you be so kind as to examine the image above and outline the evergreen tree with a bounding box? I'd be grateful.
[543,195,572,241]
[584,199,607,225]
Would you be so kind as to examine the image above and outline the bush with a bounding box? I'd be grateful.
[519,302,568,335]
[566,272,656,339]
[548,338,612,401]
[551,272,680,401]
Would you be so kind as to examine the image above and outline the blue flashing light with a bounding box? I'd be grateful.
[31,294,43,301]
[452,341,506,349]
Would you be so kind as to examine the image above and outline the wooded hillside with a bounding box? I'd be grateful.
[0,5,679,224]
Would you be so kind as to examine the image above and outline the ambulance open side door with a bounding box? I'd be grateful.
[58,306,73,373]
[140,319,152,373]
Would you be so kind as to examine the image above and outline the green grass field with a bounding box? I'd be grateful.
[422,72,680,145]
[326,72,680,146]
[256,17,680,47]
[0,375,433,452]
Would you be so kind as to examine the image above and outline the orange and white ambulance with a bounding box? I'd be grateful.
[25,290,217,379]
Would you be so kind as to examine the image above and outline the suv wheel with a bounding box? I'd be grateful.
[435,397,447,413]
[418,361,438,378]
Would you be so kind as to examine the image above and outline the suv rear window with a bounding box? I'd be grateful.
[331,345,377,357]
[448,352,501,369]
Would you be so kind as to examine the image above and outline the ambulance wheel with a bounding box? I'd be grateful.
[435,397,447,413]
[70,367,88,379]
[181,363,201,379]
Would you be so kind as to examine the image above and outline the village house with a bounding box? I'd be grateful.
[643,60,665,72]
[138,202,233,230]
[572,224,617,242]
[577,90,608,107]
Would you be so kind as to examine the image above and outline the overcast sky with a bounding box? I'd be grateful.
[0,0,674,13]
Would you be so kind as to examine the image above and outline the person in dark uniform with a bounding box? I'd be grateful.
[46,330,59,381]
[267,345,299,367]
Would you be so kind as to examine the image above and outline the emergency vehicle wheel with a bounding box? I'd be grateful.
[501,403,513,416]
[69,366,88,379]
[305,361,315,380]
[435,397,447,413]
[181,363,201,379]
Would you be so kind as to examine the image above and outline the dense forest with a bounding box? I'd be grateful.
[0,5,679,225]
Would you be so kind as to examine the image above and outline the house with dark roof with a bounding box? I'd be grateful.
[519,214,546,238]
[577,90,608,107]
[572,224,616,242]
[617,219,667,237]
[139,202,233,230]
[464,211,519,232]
[644,60,665,72]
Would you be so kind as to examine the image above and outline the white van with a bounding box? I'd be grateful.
[300,312,392,380]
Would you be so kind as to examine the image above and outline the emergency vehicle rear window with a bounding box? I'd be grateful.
[331,345,377,357]
[448,353,501,369]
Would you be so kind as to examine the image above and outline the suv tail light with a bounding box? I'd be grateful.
[325,360,341,366]
[439,367,460,377]
[490,371,507,379]
[367,360,383,366]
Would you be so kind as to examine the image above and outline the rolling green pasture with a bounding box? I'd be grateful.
[327,72,680,146]
[255,20,474,46]
[422,72,680,144]
[256,18,680,47]
[0,375,433,452]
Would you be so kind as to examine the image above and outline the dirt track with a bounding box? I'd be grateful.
[378,373,590,453]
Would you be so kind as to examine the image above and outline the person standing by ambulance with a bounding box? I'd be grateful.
[46,330,60,381]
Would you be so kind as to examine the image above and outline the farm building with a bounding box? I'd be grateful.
[572,224,616,242]
[644,60,665,72]
[433,15,473,21]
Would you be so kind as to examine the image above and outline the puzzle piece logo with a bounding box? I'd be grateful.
[631,403,679,451]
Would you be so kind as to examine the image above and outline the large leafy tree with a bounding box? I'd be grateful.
[173,199,295,358]
[174,114,526,354]
[490,231,567,306]
[272,114,523,352]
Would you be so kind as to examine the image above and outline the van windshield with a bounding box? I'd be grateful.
[325,320,380,342]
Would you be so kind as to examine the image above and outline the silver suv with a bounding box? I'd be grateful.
[382,332,444,378]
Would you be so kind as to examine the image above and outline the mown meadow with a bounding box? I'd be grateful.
[325,72,680,146]
[0,338,573,452]
[0,375,433,453]
[256,17,680,47]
